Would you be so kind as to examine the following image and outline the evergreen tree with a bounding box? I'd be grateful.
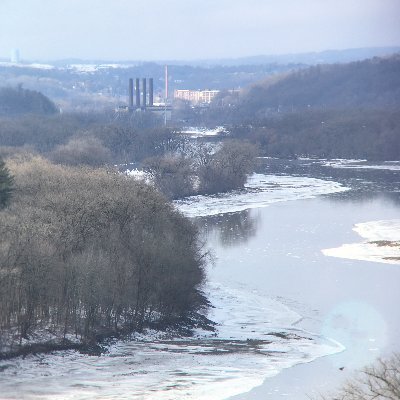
[0,158,13,209]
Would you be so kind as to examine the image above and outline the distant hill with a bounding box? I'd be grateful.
[192,47,400,66]
[0,86,58,116]
[53,46,398,67]
[237,54,400,117]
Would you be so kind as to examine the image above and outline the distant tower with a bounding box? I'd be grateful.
[11,49,20,64]
[165,65,168,100]
[164,65,168,126]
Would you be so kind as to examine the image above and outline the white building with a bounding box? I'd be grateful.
[174,89,220,105]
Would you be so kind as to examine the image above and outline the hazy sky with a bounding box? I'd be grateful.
[0,0,399,61]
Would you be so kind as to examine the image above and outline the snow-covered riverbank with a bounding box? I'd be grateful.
[0,281,344,400]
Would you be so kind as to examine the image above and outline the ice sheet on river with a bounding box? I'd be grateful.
[174,173,348,218]
[322,219,400,265]
[0,281,343,400]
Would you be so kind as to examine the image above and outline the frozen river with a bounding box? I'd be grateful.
[0,158,399,399]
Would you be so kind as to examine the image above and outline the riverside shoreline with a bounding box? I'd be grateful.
[229,354,352,399]
[0,312,216,361]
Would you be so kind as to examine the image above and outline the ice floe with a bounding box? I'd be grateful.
[321,159,400,171]
[174,173,349,218]
[322,219,400,265]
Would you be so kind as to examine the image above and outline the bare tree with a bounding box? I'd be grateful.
[315,353,400,400]
[49,136,112,167]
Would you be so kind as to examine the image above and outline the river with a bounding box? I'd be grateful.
[0,158,399,399]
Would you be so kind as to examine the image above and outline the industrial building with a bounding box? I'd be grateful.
[117,77,171,122]
[174,89,220,105]
[128,77,154,109]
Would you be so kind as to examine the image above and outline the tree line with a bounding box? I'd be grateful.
[0,156,209,354]
[0,102,258,198]
[230,109,400,160]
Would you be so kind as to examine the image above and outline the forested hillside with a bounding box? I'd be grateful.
[0,111,162,159]
[0,86,58,116]
[202,55,400,160]
[235,55,400,118]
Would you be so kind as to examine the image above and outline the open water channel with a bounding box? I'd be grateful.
[0,157,399,399]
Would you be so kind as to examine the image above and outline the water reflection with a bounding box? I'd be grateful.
[196,210,260,247]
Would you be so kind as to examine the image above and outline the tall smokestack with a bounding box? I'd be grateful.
[165,65,168,100]
[142,78,147,108]
[149,78,154,107]
[128,78,133,109]
[135,78,140,108]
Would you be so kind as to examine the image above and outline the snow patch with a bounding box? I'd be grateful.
[0,61,55,70]
[125,168,153,184]
[67,63,133,72]
[182,126,227,138]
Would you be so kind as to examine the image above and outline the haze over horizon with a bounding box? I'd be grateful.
[0,0,399,62]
